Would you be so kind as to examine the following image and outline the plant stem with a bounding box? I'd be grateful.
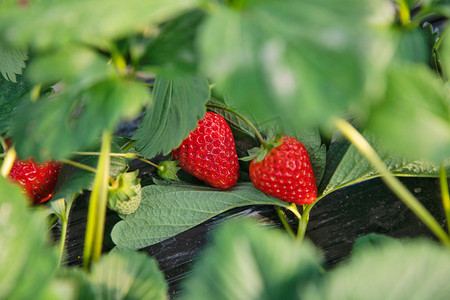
[275,206,296,239]
[440,166,450,234]
[72,151,162,170]
[1,146,16,178]
[61,158,98,174]
[334,118,450,246]
[58,216,68,267]
[83,130,111,270]
[206,103,267,147]
[297,204,314,243]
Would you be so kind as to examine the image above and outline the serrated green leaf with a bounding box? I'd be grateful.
[0,176,59,300]
[0,75,30,133]
[139,10,205,74]
[322,131,450,196]
[302,239,450,300]
[366,64,450,162]
[0,0,199,50]
[181,219,323,300]
[11,78,150,161]
[198,0,394,129]
[90,251,168,300]
[111,182,289,250]
[0,37,27,82]
[53,143,128,204]
[133,74,210,158]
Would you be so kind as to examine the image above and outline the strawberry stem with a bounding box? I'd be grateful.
[72,151,162,170]
[440,166,450,234]
[1,146,16,178]
[275,206,296,239]
[61,158,115,185]
[83,130,112,270]
[296,204,314,243]
[334,118,450,247]
[206,103,268,147]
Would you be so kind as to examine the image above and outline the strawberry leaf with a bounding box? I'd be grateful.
[366,64,450,163]
[132,74,210,158]
[90,251,167,300]
[321,131,450,197]
[0,177,59,300]
[11,78,150,161]
[0,0,199,50]
[301,238,450,299]
[198,0,394,129]
[0,37,27,82]
[111,182,290,250]
[181,219,323,300]
[0,75,30,134]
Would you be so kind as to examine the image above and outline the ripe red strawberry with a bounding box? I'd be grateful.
[9,158,62,205]
[249,136,317,205]
[172,111,239,189]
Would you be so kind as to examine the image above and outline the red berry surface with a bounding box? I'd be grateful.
[9,159,62,204]
[172,112,239,189]
[249,136,317,205]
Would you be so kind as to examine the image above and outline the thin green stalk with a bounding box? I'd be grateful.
[58,216,68,267]
[83,130,112,270]
[61,158,98,174]
[296,204,315,243]
[206,103,267,147]
[275,206,296,239]
[440,166,450,234]
[334,118,450,246]
[72,151,162,170]
[1,146,16,178]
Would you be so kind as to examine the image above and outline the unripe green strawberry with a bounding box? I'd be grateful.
[249,136,317,205]
[172,112,239,189]
[108,171,142,215]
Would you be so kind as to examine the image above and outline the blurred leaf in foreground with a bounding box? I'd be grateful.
[181,219,323,300]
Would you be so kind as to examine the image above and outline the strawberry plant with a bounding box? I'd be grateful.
[1,0,450,299]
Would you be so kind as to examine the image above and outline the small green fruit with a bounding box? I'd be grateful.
[108,170,142,215]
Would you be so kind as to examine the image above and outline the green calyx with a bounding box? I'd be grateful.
[108,170,142,215]
[157,160,180,181]
[240,135,284,163]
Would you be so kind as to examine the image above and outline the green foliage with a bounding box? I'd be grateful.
[111,182,289,249]
[181,219,323,300]
[321,132,450,196]
[11,78,150,161]
[366,64,450,162]
[133,74,210,158]
[90,251,168,300]
[198,0,394,129]
[0,75,30,133]
[0,0,200,50]
[0,37,27,82]
[139,10,205,74]
[302,238,450,300]
[0,177,59,300]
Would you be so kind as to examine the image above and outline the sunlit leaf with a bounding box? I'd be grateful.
[0,0,200,50]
